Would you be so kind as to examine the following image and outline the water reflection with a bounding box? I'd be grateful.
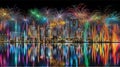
[0,43,120,66]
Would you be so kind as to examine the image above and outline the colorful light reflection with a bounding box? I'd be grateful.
[0,4,120,66]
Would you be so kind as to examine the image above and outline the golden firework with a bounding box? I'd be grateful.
[0,8,11,20]
[50,20,57,28]
[59,20,65,25]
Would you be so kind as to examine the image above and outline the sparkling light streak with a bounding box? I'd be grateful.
[0,4,120,66]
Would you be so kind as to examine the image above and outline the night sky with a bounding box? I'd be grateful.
[0,0,120,13]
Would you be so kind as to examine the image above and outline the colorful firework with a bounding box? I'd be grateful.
[0,4,120,67]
